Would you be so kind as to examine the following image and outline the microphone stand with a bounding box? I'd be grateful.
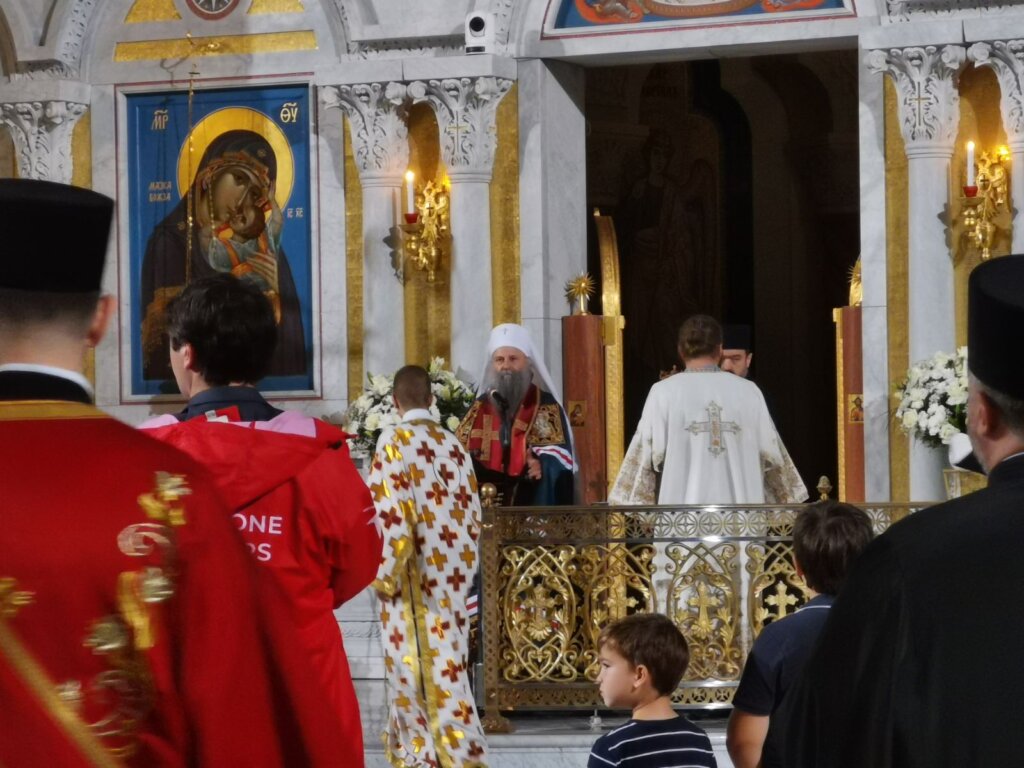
[490,390,517,502]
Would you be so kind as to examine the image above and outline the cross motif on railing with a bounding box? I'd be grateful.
[765,581,799,621]
[686,402,740,456]
[687,582,720,639]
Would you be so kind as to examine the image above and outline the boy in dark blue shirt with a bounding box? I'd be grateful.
[726,500,873,768]
[588,613,717,768]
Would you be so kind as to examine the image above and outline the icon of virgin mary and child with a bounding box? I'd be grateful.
[140,129,306,385]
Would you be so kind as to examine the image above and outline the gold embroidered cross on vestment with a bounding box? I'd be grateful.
[686,401,740,456]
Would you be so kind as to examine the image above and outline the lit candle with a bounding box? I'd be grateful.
[405,170,415,214]
[967,141,976,187]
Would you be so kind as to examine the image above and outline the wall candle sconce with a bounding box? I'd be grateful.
[957,143,1011,262]
[399,172,450,283]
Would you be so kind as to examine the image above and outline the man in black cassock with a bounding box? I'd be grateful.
[770,254,1024,767]
[720,323,753,378]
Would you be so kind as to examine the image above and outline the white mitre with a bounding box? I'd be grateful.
[477,323,562,407]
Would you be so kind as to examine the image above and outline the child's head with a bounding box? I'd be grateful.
[596,613,689,708]
[793,500,874,596]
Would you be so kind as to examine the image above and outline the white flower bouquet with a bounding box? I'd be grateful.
[894,347,968,449]
[344,357,476,455]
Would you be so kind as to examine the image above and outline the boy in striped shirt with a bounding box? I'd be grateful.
[589,614,717,768]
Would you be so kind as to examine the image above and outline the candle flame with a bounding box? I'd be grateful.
[405,170,415,183]
[967,141,975,151]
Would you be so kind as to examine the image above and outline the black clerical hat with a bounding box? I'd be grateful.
[723,324,752,351]
[968,254,1024,399]
[0,179,113,292]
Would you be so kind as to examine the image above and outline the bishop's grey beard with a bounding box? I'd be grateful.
[482,366,533,414]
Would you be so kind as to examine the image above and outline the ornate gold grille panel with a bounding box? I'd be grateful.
[480,503,918,712]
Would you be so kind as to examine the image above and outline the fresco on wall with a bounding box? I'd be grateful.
[549,0,849,31]
[125,84,314,397]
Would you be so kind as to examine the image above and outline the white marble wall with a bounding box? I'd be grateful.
[517,59,587,397]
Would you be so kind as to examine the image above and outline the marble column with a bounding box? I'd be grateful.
[518,60,587,397]
[867,45,966,501]
[323,82,409,377]
[0,79,91,183]
[858,50,892,502]
[969,40,1024,254]
[408,76,512,374]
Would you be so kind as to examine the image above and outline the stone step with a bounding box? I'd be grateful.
[362,714,734,768]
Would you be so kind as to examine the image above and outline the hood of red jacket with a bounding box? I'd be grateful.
[145,419,352,509]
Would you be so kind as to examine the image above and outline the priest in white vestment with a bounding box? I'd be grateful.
[610,315,807,506]
[370,365,488,768]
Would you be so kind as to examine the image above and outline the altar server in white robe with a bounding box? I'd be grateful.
[370,365,488,768]
[610,314,807,506]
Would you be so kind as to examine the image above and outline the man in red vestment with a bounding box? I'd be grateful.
[141,274,381,757]
[0,179,346,766]
[456,323,576,506]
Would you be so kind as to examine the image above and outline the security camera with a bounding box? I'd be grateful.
[464,11,495,55]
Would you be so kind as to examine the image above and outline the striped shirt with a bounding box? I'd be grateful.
[588,716,717,768]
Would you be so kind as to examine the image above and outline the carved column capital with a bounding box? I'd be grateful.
[0,99,88,183]
[323,82,409,183]
[969,40,1024,139]
[408,76,512,181]
[866,45,966,149]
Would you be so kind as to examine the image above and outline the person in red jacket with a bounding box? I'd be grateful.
[0,179,345,767]
[141,274,381,761]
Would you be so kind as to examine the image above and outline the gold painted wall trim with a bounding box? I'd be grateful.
[885,78,910,502]
[250,0,305,12]
[72,111,96,387]
[404,102,451,366]
[343,119,364,401]
[491,83,521,327]
[114,31,317,62]
[834,308,845,500]
[125,0,181,23]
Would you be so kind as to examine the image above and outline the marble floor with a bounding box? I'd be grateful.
[363,713,735,768]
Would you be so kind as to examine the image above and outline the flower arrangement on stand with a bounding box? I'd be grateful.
[894,347,968,448]
[344,357,476,456]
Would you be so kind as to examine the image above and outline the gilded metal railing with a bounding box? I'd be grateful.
[479,502,923,717]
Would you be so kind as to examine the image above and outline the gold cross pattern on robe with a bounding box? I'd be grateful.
[686,401,740,456]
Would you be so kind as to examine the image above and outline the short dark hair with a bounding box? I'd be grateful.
[394,365,432,409]
[678,315,722,360]
[974,374,1024,437]
[0,288,99,335]
[165,274,277,387]
[598,613,689,696]
[793,501,874,596]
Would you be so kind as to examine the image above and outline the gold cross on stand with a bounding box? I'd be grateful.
[686,401,740,456]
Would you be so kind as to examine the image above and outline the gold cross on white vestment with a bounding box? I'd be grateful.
[686,401,740,456]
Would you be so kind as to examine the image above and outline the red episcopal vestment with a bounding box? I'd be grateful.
[0,399,345,767]
[144,416,382,762]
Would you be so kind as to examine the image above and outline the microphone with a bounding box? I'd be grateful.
[489,389,511,451]
[489,389,509,411]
